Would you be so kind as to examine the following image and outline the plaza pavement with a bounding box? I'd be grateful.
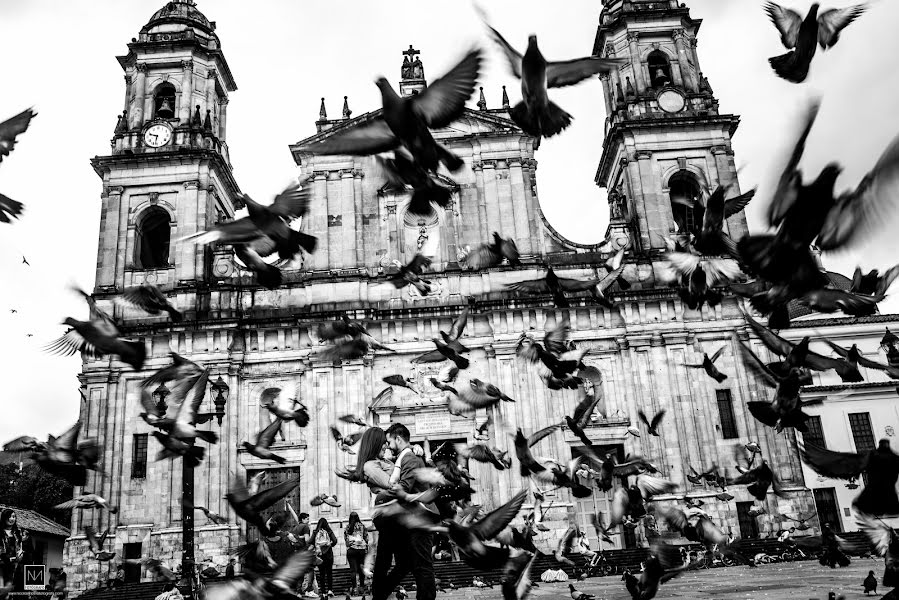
[403,560,890,600]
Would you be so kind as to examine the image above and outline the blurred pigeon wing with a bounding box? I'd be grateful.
[273,549,316,589]
[470,490,527,540]
[546,57,625,88]
[0,108,36,163]
[256,418,283,448]
[764,1,803,48]
[506,278,550,293]
[298,118,398,156]
[768,100,820,227]
[798,440,868,479]
[527,424,560,447]
[412,48,482,129]
[817,4,867,49]
[270,180,313,220]
[817,129,899,251]
[481,22,523,78]
[464,243,502,269]
[246,478,300,513]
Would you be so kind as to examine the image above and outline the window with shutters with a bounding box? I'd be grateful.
[131,433,148,479]
[716,389,739,439]
[848,413,875,453]
[802,416,826,448]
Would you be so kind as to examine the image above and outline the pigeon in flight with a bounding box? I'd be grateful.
[765,2,867,83]
[117,284,182,322]
[0,109,36,224]
[684,345,729,383]
[297,49,483,173]
[479,13,623,139]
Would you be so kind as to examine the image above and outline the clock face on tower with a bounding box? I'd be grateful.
[657,89,686,113]
[144,123,173,148]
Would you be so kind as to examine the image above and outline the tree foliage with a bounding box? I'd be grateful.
[0,463,73,527]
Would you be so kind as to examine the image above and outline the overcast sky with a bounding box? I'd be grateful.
[1,0,898,443]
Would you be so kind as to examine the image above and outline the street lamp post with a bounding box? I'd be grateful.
[180,375,229,600]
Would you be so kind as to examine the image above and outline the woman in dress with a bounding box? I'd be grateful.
[0,509,24,589]
[311,518,337,597]
[344,512,368,595]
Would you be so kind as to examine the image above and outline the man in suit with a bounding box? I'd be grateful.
[371,423,436,600]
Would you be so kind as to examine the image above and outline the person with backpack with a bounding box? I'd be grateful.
[312,518,338,597]
[344,512,368,595]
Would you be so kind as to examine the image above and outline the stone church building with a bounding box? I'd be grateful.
[63,0,899,592]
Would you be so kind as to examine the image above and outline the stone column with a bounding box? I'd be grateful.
[634,150,667,249]
[626,32,645,94]
[96,186,123,288]
[123,75,132,114]
[599,73,613,115]
[178,180,200,283]
[340,169,355,268]
[483,161,501,237]
[673,29,697,91]
[472,162,489,243]
[353,170,365,266]
[110,187,129,289]
[205,69,216,122]
[180,60,194,124]
[312,172,329,270]
[508,158,531,254]
[442,195,460,263]
[131,63,148,129]
[218,98,228,140]
[624,157,650,250]
[496,160,516,240]
[690,37,703,77]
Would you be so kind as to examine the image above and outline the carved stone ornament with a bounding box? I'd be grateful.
[148,192,160,204]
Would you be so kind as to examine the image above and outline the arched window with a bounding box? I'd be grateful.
[134,206,171,269]
[154,83,176,119]
[647,50,672,88]
[668,171,702,235]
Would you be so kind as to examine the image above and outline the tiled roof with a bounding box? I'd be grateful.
[0,504,70,538]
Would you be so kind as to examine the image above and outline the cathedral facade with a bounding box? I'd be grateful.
[63,0,899,593]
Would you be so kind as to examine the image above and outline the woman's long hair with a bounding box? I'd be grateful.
[354,427,387,479]
[312,517,333,545]
[346,511,361,534]
[0,509,20,539]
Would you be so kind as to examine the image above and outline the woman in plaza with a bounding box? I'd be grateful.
[0,509,25,589]
[343,511,368,595]
[312,517,338,597]
[354,428,395,579]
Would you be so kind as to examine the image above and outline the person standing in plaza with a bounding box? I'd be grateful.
[344,512,368,595]
[312,518,338,597]
[0,509,23,590]
[371,423,437,600]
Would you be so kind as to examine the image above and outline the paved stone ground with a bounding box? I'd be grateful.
[383,560,892,599]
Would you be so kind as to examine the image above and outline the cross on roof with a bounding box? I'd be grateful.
[403,45,420,60]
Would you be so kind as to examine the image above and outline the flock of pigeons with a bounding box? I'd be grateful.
[1,2,899,600]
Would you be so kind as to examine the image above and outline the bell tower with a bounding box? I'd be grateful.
[593,0,749,259]
[93,0,241,296]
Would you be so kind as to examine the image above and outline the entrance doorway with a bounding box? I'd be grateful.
[123,542,142,583]
[417,436,467,465]
[571,444,633,550]
[735,501,759,539]
[813,488,842,533]
[245,467,302,542]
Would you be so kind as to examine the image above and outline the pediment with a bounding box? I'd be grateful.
[293,108,523,149]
